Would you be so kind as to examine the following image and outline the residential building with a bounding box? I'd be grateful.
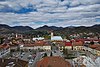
[89,44,100,56]
[20,40,51,51]
[32,40,51,50]
[65,40,72,50]
[23,39,31,42]
[0,44,10,58]
[73,41,84,50]
[10,44,19,51]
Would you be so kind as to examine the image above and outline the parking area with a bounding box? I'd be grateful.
[3,50,37,67]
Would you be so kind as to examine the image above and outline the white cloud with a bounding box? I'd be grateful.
[0,0,99,28]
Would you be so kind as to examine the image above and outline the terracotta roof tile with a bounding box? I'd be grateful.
[89,44,100,49]
[23,41,50,47]
[36,56,71,67]
[95,47,100,51]
[65,42,72,46]
[0,44,10,49]
[73,41,84,46]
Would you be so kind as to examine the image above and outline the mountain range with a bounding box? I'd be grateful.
[0,24,100,34]
[36,24,100,34]
[0,24,33,34]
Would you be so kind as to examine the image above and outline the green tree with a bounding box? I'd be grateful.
[63,48,68,57]
[50,52,53,56]
[90,41,94,45]
[43,53,47,57]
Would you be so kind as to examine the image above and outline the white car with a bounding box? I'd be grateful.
[29,60,33,64]
[22,53,25,55]
[29,55,32,57]
[29,61,32,64]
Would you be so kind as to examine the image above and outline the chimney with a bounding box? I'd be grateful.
[16,58,18,62]
[2,59,4,63]
[16,33,18,38]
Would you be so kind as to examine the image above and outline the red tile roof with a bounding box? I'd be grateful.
[95,47,100,51]
[0,44,10,49]
[89,44,100,50]
[24,44,34,47]
[65,42,72,46]
[75,39,84,43]
[23,41,50,47]
[73,41,84,46]
[84,39,100,42]
[36,56,71,67]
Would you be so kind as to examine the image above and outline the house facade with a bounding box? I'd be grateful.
[0,44,10,58]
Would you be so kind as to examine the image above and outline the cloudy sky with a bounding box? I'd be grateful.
[0,0,100,28]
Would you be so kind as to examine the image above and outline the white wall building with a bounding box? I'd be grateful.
[33,37,44,41]
[20,46,51,50]
[51,36,63,41]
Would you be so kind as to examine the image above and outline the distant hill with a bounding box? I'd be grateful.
[0,24,13,33]
[36,25,63,31]
[12,26,34,33]
[0,24,34,34]
[0,24,100,35]
[36,24,100,34]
